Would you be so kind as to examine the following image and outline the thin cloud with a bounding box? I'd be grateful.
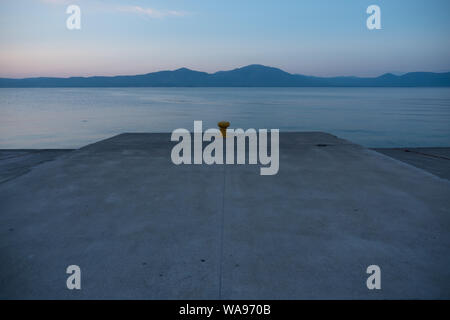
[118,6,188,19]
[39,0,78,4]
[37,1,187,19]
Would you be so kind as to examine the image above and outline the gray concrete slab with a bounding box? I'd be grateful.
[373,148,450,180]
[0,150,73,184]
[0,133,449,299]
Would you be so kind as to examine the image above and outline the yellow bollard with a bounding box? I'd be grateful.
[218,121,230,138]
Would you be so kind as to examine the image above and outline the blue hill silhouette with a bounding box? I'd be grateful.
[1,64,449,87]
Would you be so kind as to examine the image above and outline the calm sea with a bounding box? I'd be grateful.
[0,87,449,149]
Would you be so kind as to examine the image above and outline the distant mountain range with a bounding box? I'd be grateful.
[1,64,450,87]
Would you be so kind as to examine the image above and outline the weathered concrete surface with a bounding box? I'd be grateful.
[0,133,449,299]
[0,150,73,184]
[374,148,450,180]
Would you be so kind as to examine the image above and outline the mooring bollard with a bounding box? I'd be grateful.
[218,121,230,138]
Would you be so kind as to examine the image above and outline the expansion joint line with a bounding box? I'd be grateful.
[218,164,226,299]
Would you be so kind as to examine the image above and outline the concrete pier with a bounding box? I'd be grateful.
[374,147,450,180]
[0,133,449,299]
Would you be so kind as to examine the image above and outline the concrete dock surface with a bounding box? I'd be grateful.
[374,147,450,181]
[0,150,73,184]
[0,132,449,299]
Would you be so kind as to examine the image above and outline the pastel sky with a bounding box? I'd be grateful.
[1,0,449,78]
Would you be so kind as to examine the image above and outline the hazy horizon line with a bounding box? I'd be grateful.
[2,64,450,80]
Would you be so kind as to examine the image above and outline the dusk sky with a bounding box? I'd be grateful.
[1,0,449,78]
